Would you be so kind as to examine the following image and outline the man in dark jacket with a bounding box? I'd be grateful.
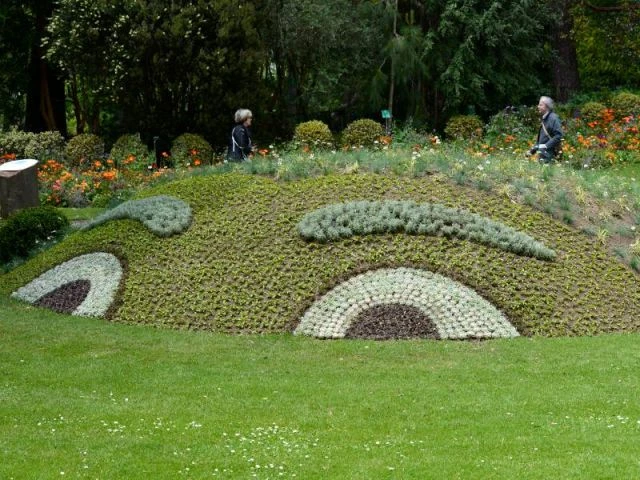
[527,96,563,164]
[227,109,254,162]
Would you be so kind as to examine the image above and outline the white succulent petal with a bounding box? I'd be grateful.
[295,267,519,340]
[11,252,123,317]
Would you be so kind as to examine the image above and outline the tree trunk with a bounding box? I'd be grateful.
[24,0,67,136]
[551,0,580,102]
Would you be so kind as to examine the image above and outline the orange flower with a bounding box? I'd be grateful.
[102,170,117,181]
[602,109,615,124]
[193,158,201,166]
[258,148,269,156]
[190,149,198,156]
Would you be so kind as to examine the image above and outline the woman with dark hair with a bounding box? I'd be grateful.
[227,108,254,162]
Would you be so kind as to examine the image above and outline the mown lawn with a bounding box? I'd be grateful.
[2,294,640,479]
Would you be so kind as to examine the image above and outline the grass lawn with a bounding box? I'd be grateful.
[2,295,640,479]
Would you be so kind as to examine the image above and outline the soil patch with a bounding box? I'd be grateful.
[34,279,91,314]
[345,303,441,340]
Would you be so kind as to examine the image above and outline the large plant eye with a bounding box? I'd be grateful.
[295,267,519,340]
[11,252,123,317]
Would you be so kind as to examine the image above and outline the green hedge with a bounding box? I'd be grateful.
[0,206,69,263]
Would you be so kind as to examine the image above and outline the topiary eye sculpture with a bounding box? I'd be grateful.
[82,195,192,237]
[298,200,555,260]
[295,268,519,340]
[11,252,123,317]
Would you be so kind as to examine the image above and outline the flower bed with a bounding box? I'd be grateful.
[295,267,519,340]
[82,195,192,237]
[11,252,123,317]
[298,200,555,260]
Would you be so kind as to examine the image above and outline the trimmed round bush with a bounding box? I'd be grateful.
[579,101,607,122]
[444,115,484,141]
[485,108,536,139]
[293,120,334,149]
[109,133,150,168]
[0,206,69,263]
[610,92,640,118]
[171,133,213,168]
[64,133,105,169]
[341,119,384,148]
[24,131,66,161]
[0,130,36,158]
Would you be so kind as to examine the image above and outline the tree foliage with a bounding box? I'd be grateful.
[572,0,640,90]
[0,0,634,146]
[45,0,266,144]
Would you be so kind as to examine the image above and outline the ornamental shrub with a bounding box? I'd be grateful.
[0,206,69,263]
[579,101,607,122]
[444,115,484,141]
[610,92,640,118]
[25,131,66,161]
[0,130,36,158]
[171,133,213,168]
[109,133,150,169]
[341,119,384,148]
[485,107,536,139]
[64,133,105,169]
[293,120,334,149]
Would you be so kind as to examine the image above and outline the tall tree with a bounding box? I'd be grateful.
[45,0,267,144]
[551,0,580,102]
[371,0,552,127]
[0,1,31,129]
[25,0,67,135]
[0,1,66,134]
[258,0,384,132]
[572,0,640,90]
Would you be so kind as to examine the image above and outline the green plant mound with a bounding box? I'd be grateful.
[0,206,69,263]
[579,101,607,122]
[297,200,555,260]
[82,195,192,237]
[109,133,149,168]
[293,120,334,149]
[0,130,65,160]
[64,133,105,168]
[341,119,384,147]
[171,133,213,167]
[3,173,640,337]
[444,115,484,141]
[610,92,640,118]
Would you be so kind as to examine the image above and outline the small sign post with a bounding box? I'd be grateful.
[381,109,392,135]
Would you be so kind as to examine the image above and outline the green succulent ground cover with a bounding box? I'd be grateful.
[2,297,640,479]
[3,172,640,337]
